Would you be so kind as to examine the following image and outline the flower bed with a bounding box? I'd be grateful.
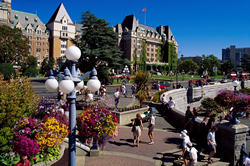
[112,105,149,125]
[4,98,70,166]
[189,79,196,84]
[117,104,141,112]
[76,107,119,147]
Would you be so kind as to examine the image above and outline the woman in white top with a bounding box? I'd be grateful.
[87,90,94,101]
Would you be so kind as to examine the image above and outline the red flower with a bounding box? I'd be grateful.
[68,129,71,133]
[113,115,117,118]
[33,157,36,160]
[59,146,62,149]
[114,119,118,123]
[43,116,49,119]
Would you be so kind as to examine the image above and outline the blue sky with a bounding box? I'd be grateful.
[11,0,250,59]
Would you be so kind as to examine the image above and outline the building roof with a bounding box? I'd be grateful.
[10,10,47,32]
[0,1,7,9]
[121,14,137,31]
[47,3,73,25]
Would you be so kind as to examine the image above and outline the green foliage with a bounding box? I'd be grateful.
[133,71,151,105]
[239,88,250,95]
[72,10,130,74]
[221,60,234,75]
[0,152,20,166]
[152,90,169,103]
[22,56,38,76]
[132,47,138,72]
[139,39,147,71]
[167,43,177,72]
[156,46,162,61]
[199,54,220,75]
[0,63,14,80]
[201,97,218,110]
[0,73,39,153]
[0,25,30,64]
[97,68,109,85]
[40,57,55,75]
[178,59,199,74]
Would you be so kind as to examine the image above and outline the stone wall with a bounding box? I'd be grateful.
[161,80,249,165]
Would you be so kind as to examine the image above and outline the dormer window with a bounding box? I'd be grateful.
[15,14,18,19]
[25,16,28,21]
[31,23,34,27]
[34,18,37,22]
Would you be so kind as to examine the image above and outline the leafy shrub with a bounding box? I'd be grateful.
[133,71,151,105]
[201,97,218,110]
[0,73,39,153]
[239,88,250,95]
[152,90,169,103]
[0,63,14,80]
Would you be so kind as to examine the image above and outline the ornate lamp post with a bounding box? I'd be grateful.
[45,46,101,166]
[230,80,240,124]
[123,65,130,96]
[170,70,173,82]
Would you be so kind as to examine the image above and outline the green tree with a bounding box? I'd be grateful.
[139,39,147,72]
[221,60,235,75]
[0,25,30,64]
[179,59,199,74]
[200,54,220,75]
[177,59,183,73]
[132,47,138,72]
[167,43,177,73]
[22,56,38,76]
[40,57,55,75]
[0,63,14,80]
[71,10,130,76]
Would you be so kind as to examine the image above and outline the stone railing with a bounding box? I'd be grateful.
[159,80,250,166]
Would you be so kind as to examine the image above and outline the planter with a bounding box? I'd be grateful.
[33,145,65,166]
[112,105,149,125]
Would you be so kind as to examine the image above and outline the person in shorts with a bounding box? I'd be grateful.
[148,113,155,145]
[114,88,119,110]
[186,143,198,166]
[207,126,218,164]
[132,113,143,147]
[180,130,191,166]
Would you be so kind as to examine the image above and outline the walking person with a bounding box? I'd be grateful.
[148,113,155,145]
[180,129,191,166]
[132,113,143,147]
[186,143,198,166]
[243,152,250,166]
[131,84,136,98]
[114,88,120,110]
[207,126,218,164]
[157,82,161,91]
[190,107,198,137]
[121,83,126,97]
[184,106,192,132]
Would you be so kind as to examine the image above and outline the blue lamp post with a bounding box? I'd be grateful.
[123,65,130,96]
[44,46,101,166]
[230,80,240,124]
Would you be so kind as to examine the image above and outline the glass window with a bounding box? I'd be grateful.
[29,41,31,45]
[62,26,67,30]
[36,54,40,60]
[46,43,49,47]
[46,49,48,53]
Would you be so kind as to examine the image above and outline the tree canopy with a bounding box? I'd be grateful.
[40,57,55,75]
[221,60,235,74]
[72,10,130,75]
[178,59,199,74]
[0,25,30,64]
[199,54,220,75]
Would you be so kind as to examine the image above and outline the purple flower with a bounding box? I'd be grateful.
[9,151,15,157]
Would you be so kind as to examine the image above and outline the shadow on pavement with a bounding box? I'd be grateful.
[164,137,182,146]
[108,140,134,147]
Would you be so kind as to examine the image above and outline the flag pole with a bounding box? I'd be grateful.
[144,7,146,25]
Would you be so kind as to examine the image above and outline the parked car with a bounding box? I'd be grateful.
[152,82,171,89]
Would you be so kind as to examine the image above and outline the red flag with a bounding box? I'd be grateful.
[140,8,146,13]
